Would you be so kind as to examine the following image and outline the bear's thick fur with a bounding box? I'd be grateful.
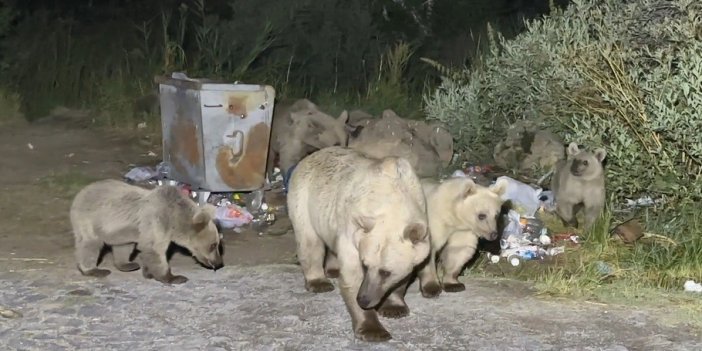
[417,176,508,297]
[287,146,430,342]
[551,142,607,229]
[266,98,352,181]
[70,180,223,285]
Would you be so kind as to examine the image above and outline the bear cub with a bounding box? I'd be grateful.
[70,179,224,284]
[551,142,607,229]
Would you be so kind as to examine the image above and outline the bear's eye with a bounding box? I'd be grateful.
[583,160,589,166]
[478,214,487,220]
[209,243,218,252]
[378,269,391,278]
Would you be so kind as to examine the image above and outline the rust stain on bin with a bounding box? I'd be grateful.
[169,117,201,175]
[227,95,248,118]
[216,122,270,189]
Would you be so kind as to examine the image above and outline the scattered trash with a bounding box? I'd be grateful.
[215,203,254,230]
[537,190,556,212]
[137,122,147,129]
[486,253,501,264]
[488,205,579,266]
[124,162,170,183]
[466,165,492,173]
[496,176,543,217]
[684,280,702,293]
[495,210,571,265]
[625,196,665,208]
[552,233,580,245]
[451,165,494,185]
[594,261,614,276]
[124,166,160,183]
[65,153,75,158]
[27,143,34,150]
[451,169,467,178]
[502,245,548,266]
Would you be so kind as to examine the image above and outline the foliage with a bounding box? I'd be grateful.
[424,0,702,204]
[0,0,549,126]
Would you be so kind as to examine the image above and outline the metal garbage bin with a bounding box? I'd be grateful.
[156,72,275,193]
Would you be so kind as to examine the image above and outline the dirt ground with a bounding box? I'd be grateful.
[2,123,702,350]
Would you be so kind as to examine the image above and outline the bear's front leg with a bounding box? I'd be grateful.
[556,201,578,228]
[112,243,140,272]
[377,276,411,319]
[138,240,187,285]
[416,250,442,298]
[324,249,340,279]
[337,242,391,342]
[583,197,604,230]
[439,232,477,292]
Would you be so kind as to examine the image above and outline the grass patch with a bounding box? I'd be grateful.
[38,171,97,199]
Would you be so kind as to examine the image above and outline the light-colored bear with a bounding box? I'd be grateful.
[266,98,352,181]
[348,109,452,177]
[70,179,224,284]
[417,176,508,297]
[551,142,607,229]
[287,146,430,342]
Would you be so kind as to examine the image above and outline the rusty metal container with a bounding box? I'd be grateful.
[156,72,275,192]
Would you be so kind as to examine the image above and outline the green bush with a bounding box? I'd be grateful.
[424,0,702,204]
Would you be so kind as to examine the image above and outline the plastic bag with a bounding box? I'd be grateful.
[215,204,254,229]
[496,176,542,217]
[124,166,159,182]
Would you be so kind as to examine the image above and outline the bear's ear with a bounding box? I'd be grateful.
[456,178,477,199]
[489,177,509,197]
[379,156,413,179]
[192,209,211,233]
[594,148,607,163]
[381,109,399,119]
[291,98,318,111]
[404,223,427,245]
[567,142,581,156]
[354,216,376,234]
[337,110,349,125]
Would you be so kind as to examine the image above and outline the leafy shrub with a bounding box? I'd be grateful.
[424,0,702,204]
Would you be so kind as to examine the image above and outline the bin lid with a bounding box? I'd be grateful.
[154,72,267,92]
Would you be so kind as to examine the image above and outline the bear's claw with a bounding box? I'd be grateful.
[306,279,335,293]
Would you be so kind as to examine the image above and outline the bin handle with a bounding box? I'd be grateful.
[225,130,244,163]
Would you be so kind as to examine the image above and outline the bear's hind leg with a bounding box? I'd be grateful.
[75,237,111,278]
[112,244,140,272]
[295,222,334,293]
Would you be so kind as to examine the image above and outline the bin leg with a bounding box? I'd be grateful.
[196,191,211,206]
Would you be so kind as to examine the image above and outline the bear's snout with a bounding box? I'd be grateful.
[357,274,383,309]
[211,253,224,271]
[356,293,373,309]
